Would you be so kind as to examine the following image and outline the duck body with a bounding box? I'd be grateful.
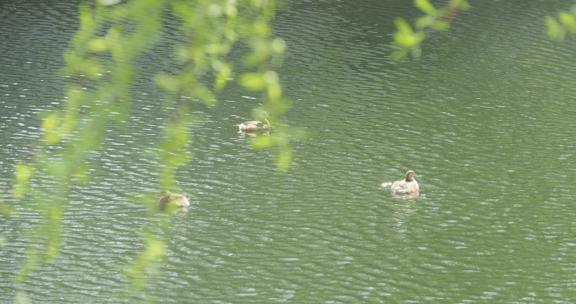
[382,170,419,197]
[238,119,270,132]
[159,191,190,212]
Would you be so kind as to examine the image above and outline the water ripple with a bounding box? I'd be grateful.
[2,0,576,303]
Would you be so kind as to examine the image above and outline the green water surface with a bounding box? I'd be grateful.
[1,0,575,303]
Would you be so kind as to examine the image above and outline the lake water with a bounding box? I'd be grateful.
[1,0,576,303]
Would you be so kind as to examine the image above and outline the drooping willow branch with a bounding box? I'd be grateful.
[391,0,470,60]
[11,0,295,298]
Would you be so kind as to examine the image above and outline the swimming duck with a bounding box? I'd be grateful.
[159,190,190,212]
[381,170,419,197]
[238,118,270,132]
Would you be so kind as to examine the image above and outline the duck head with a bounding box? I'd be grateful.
[404,170,416,182]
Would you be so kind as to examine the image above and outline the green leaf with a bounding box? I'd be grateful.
[155,73,179,92]
[271,38,286,54]
[14,291,32,304]
[193,85,216,106]
[13,163,34,199]
[81,58,102,80]
[276,149,292,171]
[432,20,450,31]
[213,61,231,90]
[124,235,166,290]
[415,15,435,29]
[393,19,425,49]
[251,136,273,149]
[415,0,436,15]
[0,200,14,216]
[394,18,413,35]
[558,12,576,33]
[449,0,470,10]
[545,16,564,40]
[225,1,237,17]
[73,162,90,185]
[240,72,265,91]
[87,38,108,52]
[41,112,61,145]
[45,204,63,260]
[391,49,408,61]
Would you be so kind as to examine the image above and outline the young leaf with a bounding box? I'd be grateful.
[415,0,436,15]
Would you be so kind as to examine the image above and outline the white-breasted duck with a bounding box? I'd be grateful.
[238,118,270,132]
[159,190,190,212]
[381,170,419,197]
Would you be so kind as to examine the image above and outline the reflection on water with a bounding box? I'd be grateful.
[2,0,576,303]
[390,198,417,239]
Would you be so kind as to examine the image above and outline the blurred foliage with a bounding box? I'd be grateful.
[546,4,576,41]
[392,0,470,60]
[11,0,294,301]
[393,0,576,60]
[124,233,167,290]
[0,199,15,217]
[13,292,32,304]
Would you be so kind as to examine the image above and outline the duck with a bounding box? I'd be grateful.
[238,118,270,132]
[158,190,190,212]
[381,170,419,197]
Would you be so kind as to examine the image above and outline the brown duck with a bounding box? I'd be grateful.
[381,170,420,197]
[159,190,190,211]
[238,118,270,132]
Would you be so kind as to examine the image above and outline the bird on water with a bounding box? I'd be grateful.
[238,118,270,132]
[159,190,190,212]
[381,170,419,197]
